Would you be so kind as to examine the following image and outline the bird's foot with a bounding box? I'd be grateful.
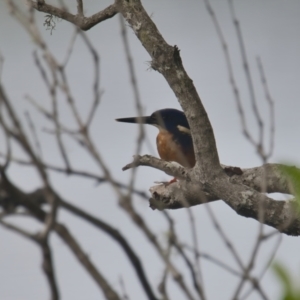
[154,178,177,186]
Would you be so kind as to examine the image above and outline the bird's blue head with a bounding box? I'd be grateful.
[149,109,190,132]
[116,108,190,133]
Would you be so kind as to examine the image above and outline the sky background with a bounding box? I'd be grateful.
[0,0,300,299]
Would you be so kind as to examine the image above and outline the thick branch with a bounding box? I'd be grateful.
[131,156,300,235]
[149,177,300,236]
[149,181,218,210]
[124,155,294,195]
[29,1,118,31]
[213,174,300,236]
[230,163,292,194]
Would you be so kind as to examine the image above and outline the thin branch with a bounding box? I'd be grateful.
[0,153,148,198]
[62,28,79,67]
[119,196,196,300]
[228,0,264,151]
[0,84,49,183]
[186,209,204,295]
[56,195,158,300]
[163,211,206,299]
[0,52,4,81]
[123,155,190,181]
[257,56,275,159]
[119,276,131,300]
[0,218,36,241]
[76,0,83,17]
[24,110,43,159]
[203,0,258,150]
[119,15,145,200]
[54,222,121,300]
[183,245,241,277]
[0,219,60,300]
[39,238,60,300]
[241,232,282,300]
[78,31,102,130]
[205,204,245,272]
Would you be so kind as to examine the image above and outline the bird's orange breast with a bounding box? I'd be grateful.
[156,131,195,168]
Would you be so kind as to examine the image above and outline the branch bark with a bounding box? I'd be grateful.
[28,1,118,31]
[122,154,299,235]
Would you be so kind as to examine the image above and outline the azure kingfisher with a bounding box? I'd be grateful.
[116,108,195,169]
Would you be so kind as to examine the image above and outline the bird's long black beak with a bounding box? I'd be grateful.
[116,115,154,125]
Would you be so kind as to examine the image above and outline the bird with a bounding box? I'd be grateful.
[116,108,195,169]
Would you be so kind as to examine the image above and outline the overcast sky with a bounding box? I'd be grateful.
[0,1,300,299]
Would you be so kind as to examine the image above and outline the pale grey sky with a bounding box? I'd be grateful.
[0,1,300,299]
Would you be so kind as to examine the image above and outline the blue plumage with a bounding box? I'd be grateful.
[116,108,195,168]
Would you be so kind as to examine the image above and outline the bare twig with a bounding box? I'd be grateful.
[0,52,4,81]
[186,209,204,296]
[76,0,83,17]
[184,244,241,277]
[241,232,282,300]
[54,222,121,300]
[205,204,245,271]
[24,110,43,159]
[163,211,206,299]
[203,0,257,147]
[78,31,101,129]
[57,195,158,300]
[0,219,60,300]
[228,0,264,151]
[119,276,130,300]
[28,1,118,31]
[257,56,275,159]
[119,15,145,199]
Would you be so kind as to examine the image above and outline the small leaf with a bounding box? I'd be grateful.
[280,165,300,208]
[273,263,300,300]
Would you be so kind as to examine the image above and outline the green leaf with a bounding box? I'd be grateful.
[280,165,300,209]
[273,263,300,300]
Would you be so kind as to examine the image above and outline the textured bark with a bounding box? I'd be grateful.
[29,1,118,30]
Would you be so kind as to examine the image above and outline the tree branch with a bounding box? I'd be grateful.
[28,1,118,31]
[228,163,292,194]
[149,177,300,236]
[39,237,60,300]
[127,155,300,235]
[124,155,293,195]
[122,155,190,180]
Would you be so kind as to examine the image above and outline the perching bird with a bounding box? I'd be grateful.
[116,108,195,168]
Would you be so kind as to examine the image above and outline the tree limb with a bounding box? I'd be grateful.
[28,1,118,31]
[149,177,300,236]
